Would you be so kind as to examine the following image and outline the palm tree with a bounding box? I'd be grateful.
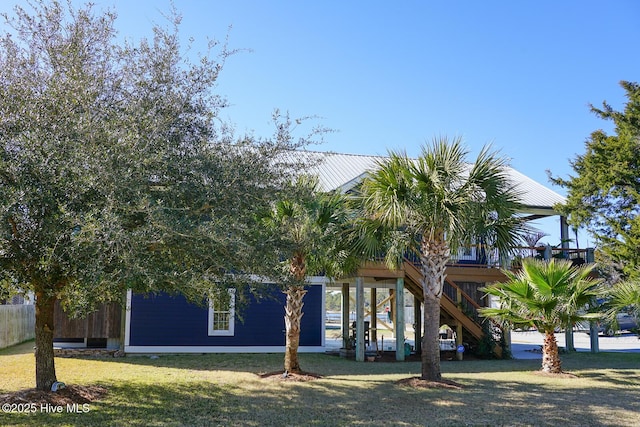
[606,278,640,327]
[480,258,603,373]
[359,137,525,381]
[264,177,358,373]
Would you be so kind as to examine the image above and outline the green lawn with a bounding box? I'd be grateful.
[1,341,639,426]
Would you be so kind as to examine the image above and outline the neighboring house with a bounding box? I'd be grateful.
[1,292,34,305]
[53,300,121,349]
[54,151,583,355]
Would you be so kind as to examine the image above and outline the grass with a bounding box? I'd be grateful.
[1,341,640,426]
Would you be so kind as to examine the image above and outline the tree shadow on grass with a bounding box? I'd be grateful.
[1,368,639,426]
[576,369,640,387]
[92,351,546,377]
[0,340,34,356]
[5,344,640,425]
[0,384,107,406]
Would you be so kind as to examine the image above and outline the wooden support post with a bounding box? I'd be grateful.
[565,325,575,352]
[370,288,377,343]
[341,283,350,349]
[455,321,463,347]
[374,294,394,332]
[414,296,422,354]
[590,322,600,353]
[395,277,405,361]
[355,277,365,362]
[503,325,512,356]
[389,288,395,327]
[560,215,575,353]
[560,215,569,252]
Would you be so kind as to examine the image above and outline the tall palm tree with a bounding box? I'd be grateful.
[359,137,525,381]
[480,258,603,373]
[264,177,358,373]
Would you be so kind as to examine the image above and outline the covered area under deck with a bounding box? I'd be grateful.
[328,259,516,362]
[331,244,597,362]
[329,269,408,363]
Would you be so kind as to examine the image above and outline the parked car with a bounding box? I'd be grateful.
[586,313,639,337]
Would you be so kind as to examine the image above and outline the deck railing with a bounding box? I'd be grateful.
[448,246,595,268]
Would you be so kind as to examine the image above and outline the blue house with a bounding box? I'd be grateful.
[55,150,580,355]
[124,279,327,353]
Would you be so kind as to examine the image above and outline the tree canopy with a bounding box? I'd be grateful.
[551,81,640,280]
[0,0,310,390]
[263,176,360,284]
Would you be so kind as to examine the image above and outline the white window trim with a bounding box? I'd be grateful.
[208,289,235,336]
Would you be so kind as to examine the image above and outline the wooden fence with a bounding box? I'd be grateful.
[0,304,35,349]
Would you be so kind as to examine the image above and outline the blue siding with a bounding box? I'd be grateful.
[129,286,323,347]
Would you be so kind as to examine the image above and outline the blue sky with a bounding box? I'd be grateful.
[6,1,639,245]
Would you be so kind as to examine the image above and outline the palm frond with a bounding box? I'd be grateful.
[481,257,605,333]
[361,152,414,228]
[609,280,640,310]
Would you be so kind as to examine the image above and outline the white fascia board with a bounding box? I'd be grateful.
[520,206,564,217]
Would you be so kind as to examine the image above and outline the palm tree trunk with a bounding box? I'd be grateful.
[34,286,58,391]
[541,330,562,373]
[284,285,307,373]
[422,295,442,381]
[419,237,450,381]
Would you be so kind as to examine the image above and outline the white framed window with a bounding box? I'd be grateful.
[208,289,235,336]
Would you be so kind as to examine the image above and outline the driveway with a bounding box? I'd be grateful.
[510,330,640,359]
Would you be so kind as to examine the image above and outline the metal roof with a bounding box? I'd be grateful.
[299,150,566,217]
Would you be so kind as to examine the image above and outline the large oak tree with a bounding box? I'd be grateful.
[0,1,306,390]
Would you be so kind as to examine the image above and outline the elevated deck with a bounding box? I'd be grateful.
[335,247,595,361]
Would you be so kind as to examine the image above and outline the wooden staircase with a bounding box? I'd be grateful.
[403,259,503,357]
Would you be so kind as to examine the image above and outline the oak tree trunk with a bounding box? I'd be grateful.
[541,330,562,373]
[284,286,307,373]
[34,287,58,391]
